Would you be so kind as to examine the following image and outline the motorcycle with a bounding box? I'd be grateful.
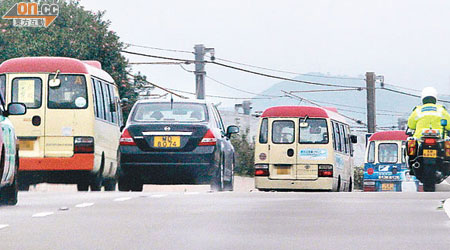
[405,119,450,192]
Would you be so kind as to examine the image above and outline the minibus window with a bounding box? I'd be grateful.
[339,124,347,153]
[378,143,398,163]
[299,118,328,144]
[333,122,342,152]
[259,118,268,144]
[0,75,5,98]
[91,78,98,117]
[272,120,294,144]
[367,141,375,163]
[12,77,42,108]
[48,74,87,109]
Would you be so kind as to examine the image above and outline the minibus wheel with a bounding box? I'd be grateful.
[348,177,353,192]
[336,176,341,192]
[90,154,105,191]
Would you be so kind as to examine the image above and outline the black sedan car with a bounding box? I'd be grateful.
[118,99,239,192]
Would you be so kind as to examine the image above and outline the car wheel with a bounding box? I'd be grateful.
[223,160,234,191]
[77,183,89,192]
[103,178,116,191]
[210,158,225,192]
[118,176,131,192]
[1,156,19,205]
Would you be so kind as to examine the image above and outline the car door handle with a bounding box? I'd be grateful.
[287,148,294,157]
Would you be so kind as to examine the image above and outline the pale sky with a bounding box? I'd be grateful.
[80,0,450,107]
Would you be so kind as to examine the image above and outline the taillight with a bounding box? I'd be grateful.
[407,139,417,156]
[120,129,136,146]
[254,164,269,176]
[445,141,450,157]
[363,181,376,192]
[318,164,333,177]
[424,138,437,145]
[198,129,217,146]
[74,137,94,153]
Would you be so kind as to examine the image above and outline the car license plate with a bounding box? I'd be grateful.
[19,140,34,151]
[381,183,394,191]
[153,136,180,148]
[423,149,437,158]
[276,167,290,175]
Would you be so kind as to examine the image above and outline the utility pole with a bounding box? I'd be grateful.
[366,72,376,133]
[194,44,214,99]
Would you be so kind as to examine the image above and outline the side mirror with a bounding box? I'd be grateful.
[120,125,125,132]
[6,102,27,116]
[49,78,61,88]
[110,103,116,112]
[226,125,239,137]
[350,135,358,144]
[120,98,129,104]
[405,128,414,136]
[441,119,447,127]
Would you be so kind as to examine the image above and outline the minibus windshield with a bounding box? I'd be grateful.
[299,118,328,144]
[48,74,87,109]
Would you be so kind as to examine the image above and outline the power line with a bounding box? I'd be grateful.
[165,87,281,100]
[213,57,365,80]
[205,75,283,98]
[127,73,188,99]
[282,91,366,125]
[121,50,195,63]
[289,88,363,93]
[125,43,193,54]
[211,60,365,89]
[380,86,450,104]
[121,50,365,90]
[130,61,187,65]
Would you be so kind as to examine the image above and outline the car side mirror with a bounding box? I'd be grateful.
[405,128,414,136]
[350,135,358,144]
[226,125,239,137]
[6,102,26,116]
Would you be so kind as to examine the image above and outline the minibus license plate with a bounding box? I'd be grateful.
[381,183,394,191]
[423,149,437,158]
[153,136,180,148]
[19,140,34,151]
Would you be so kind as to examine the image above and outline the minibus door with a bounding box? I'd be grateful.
[8,74,46,158]
[268,119,297,180]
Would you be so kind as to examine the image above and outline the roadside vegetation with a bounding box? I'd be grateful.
[231,128,255,177]
[353,166,364,190]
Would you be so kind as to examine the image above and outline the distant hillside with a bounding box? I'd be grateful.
[251,73,421,129]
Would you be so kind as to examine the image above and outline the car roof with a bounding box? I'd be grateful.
[135,98,213,106]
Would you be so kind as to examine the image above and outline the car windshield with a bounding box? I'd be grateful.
[299,118,329,144]
[132,103,208,122]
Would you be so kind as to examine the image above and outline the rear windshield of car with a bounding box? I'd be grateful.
[48,74,88,109]
[299,118,329,144]
[132,103,208,123]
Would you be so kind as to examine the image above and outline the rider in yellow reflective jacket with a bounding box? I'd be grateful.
[407,87,450,138]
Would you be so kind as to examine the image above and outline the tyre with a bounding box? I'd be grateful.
[90,155,105,191]
[336,176,341,192]
[348,177,353,192]
[18,181,29,191]
[1,156,19,205]
[210,159,224,192]
[223,160,234,192]
[422,164,436,192]
[118,176,131,192]
[130,181,143,192]
[103,178,116,191]
[77,183,89,191]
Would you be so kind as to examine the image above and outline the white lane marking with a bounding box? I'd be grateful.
[75,202,94,208]
[32,212,54,218]
[0,224,9,230]
[151,194,168,198]
[444,199,450,220]
[114,197,132,202]
[184,192,200,195]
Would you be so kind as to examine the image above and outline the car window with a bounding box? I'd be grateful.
[213,106,225,132]
[272,120,294,144]
[48,74,87,109]
[12,77,42,109]
[0,74,5,100]
[132,103,208,123]
[299,118,328,144]
[259,118,268,144]
[378,143,398,163]
[367,141,375,163]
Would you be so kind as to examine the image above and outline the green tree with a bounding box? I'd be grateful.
[353,165,364,190]
[231,128,255,176]
[0,0,138,105]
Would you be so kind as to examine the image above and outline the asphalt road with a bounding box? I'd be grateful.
[1,185,450,250]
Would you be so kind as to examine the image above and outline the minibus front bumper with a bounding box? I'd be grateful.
[255,177,334,191]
